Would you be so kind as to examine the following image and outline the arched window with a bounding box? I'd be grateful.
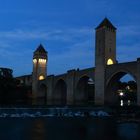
[107,59,113,65]
[39,75,45,80]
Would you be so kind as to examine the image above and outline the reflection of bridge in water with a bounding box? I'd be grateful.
[17,18,139,106]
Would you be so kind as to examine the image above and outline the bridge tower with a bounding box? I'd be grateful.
[95,18,117,105]
[32,44,48,103]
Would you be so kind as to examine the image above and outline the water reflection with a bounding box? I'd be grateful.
[29,119,46,140]
[118,123,139,140]
[0,118,139,140]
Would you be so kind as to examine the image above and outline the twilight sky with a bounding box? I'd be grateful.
[0,0,140,77]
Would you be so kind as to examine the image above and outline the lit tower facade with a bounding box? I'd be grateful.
[95,18,117,105]
[32,44,48,101]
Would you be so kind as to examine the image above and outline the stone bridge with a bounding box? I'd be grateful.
[38,59,140,106]
[18,18,140,106]
[38,67,95,105]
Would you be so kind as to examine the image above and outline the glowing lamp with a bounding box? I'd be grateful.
[119,92,124,96]
[120,100,123,106]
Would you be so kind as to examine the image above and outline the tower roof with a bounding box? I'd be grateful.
[96,18,116,30]
[34,44,47,53]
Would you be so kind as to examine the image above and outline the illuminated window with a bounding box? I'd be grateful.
[39,75,45,80]
[39,59,46,63]
[33,59,37,63]
[107,59,113,65]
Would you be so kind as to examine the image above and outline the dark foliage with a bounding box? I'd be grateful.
[0,68,31,106]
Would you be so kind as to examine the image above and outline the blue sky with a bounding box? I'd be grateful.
[0,0,140,79]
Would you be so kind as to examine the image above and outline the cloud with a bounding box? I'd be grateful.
[118,25,140,38]
[117,43,140,62]
[48,40,94,75]
[116,24,140,63]
[1,23,140,77]
[0,27,92,42]
[45,28,94,75]
[0,27,93,76]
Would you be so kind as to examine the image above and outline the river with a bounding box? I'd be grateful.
[0,117,139,140]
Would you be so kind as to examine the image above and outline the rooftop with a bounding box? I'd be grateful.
[96,18,116,30]
[34,44,47,53]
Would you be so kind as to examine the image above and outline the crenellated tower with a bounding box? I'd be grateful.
[32,44,48,101]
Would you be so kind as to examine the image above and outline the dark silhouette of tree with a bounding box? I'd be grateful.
[0,68,30,106]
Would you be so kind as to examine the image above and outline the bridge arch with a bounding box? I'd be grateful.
[105,70,137,106]
[74,75,94,105]
[53,79,67,105]
[106,69,137,86]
